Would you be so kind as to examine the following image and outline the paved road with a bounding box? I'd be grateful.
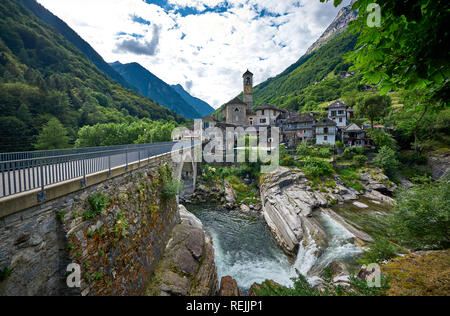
[0,141,194,198]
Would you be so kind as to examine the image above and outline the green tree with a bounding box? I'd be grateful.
[322,0,449,102]
[375,145,399,176]
[390,179,450,250]
[34,118,70,150]
[368,129,398,151]
[355,94,391,129]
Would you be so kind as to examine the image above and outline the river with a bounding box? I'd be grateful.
[187,202,386,293]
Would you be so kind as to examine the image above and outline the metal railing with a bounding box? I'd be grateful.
[0,141,196,200]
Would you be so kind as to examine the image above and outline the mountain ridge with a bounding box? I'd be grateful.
[111,61,210,119]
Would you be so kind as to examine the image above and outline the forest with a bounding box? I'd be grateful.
[0,0,187,152]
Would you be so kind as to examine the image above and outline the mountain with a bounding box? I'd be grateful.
[305,3,358,55]
[171,84,214,117]
[111,61,204,119]
[0,0,185,152]
[251,2,359,109]
[18,0,133,90]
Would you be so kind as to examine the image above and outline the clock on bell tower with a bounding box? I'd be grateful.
[243,69,253,112]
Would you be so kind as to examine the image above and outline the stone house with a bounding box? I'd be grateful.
[327,100,349,128]
[342,123,368,147]
[315,118,337,146]
[282,114,316,148]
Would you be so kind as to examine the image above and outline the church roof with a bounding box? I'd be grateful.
[243,69,253,77]
[256,104,283,112]
[326,100,348,109]
[225,97,247,106]
[314,117,337,127]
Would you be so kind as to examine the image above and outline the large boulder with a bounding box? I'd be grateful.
[219,276,241,296]
[224,179,237,205]
[359,168,397,193]
[260,167,328,257]
[146,205,218,296]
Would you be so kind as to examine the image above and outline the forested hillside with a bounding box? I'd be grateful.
[252,31,358,109]
[0,0,185,152]
[18,0,134,90]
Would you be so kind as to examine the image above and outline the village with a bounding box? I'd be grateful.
[201,70,376,150]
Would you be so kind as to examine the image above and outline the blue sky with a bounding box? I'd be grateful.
[37,0,350,108]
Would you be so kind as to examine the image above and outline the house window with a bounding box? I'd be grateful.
[324,136,328,141]
[331,111,336,117]
[324,127,329,134]
[249,119,253,125]
[338,110,344,115]
[260,118,267,124]
[234,107,239,112]
[339,118,343,123]
[262,110,265,115]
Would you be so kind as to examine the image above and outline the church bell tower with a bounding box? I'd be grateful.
[243,69,253,112]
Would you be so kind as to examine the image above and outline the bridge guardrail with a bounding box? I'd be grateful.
[0,141,197,200]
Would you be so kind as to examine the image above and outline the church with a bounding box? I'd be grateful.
[220,70,285,128]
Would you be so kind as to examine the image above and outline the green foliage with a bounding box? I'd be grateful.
[331,0,449,102]
[375,146,399,175]
[353,154,368,167]
[342,146,365,159]
[75,120,175,147]
[390,179,450,250]
[158,165,180,202]
[338,166,365,191]
[303,157,334,178]
[368,129,398,151]
[34,117,70,150]
[84,193,107,220]
[0,266,14,282]
[355,94,391,128]
[0,0,185,152]
[255,271,389,296]
[358,237,402,265]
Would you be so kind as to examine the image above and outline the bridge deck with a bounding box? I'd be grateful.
[0,141,196,199]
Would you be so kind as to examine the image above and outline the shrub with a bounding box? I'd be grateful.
[358,237,402,265]
[254,271,389,296]
[296,142,313,157]
[390,179,450,250]
[303,157,334,178]
[375,146,399,176]
[368,129,398,151]
[353,154,368,167]
[318,147,333,158]
[84,193,107,220]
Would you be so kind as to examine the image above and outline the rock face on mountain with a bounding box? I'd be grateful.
[146,205,218,296]
[306,3,358,55]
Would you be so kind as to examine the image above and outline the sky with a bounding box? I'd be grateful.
[37,0,350,109]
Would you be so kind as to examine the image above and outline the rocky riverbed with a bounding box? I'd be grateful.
[174,165,397,295]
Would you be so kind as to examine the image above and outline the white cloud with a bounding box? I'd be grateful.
[37,0,349,109]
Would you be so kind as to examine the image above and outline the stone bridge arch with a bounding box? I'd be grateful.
[174,147,197,198]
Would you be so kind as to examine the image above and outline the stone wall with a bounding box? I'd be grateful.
[0,152,187,296]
